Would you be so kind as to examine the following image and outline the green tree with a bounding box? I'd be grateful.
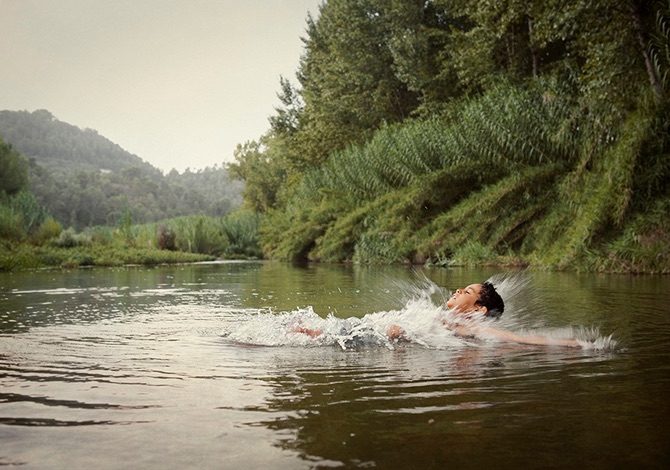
[291,0,419,167]
[0,137,29,196]
[443,0,662,113]
[228,139,287,212]
[269,76,303,136]
[384,0,463,114]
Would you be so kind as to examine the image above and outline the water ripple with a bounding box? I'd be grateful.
[0,417,152,427]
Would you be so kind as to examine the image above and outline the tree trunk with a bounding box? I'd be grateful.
[630,1,664,101]
[528,16,538,78]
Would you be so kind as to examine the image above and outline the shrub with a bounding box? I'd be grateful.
[117,207,135,246]
[0,203,24,240]
[9,191,47,236]
[157,224,176,250]
[31,217,62,245]
[88,226,114,245]
[221,210,262,258]
[52,227,92,248]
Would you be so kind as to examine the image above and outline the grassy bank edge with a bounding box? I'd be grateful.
[0,242,215,271]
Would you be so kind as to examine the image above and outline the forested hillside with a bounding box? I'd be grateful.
[230,0,670,273]
[0,110,242,228]
[0,110,158,175]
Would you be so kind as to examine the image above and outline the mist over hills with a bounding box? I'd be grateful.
[0,109,242,228]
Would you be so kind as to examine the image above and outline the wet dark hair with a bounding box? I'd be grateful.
[476,281,505,319]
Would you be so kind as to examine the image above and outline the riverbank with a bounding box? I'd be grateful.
[253,86,670,275]
[0,242,214,271]
[3,238,668,274]
[0,211,263,272]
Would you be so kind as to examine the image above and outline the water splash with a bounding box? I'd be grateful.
[485,272,617,350]
[222,273,617,351]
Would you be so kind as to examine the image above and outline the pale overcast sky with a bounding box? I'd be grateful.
[0,0,321,172]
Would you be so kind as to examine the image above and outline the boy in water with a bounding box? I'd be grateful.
[297,281,582,348]
[386,281,502,340]
[389,281,581,347]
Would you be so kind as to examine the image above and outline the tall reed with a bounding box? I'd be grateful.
[265,81,579,262]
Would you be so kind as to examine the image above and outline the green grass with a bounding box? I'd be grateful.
[589,196,670,273]
[0,242,213,271]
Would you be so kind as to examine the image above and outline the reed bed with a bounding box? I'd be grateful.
[261,82,669,270]
[0,209,263,270]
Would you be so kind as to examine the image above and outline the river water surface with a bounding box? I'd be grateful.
[1,262,669,468]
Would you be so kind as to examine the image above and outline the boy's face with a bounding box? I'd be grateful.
[446,283,483,313]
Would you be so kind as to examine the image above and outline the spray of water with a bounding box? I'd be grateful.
[485,272,617,350]
[222,273,617,351]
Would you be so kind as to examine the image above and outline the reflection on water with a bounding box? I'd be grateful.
[1,262,669,468]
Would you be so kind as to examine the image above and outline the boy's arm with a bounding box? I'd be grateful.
[481,326,581,347]
[293,326,323,337]
[386,324,405,340]
[447,322,582,348]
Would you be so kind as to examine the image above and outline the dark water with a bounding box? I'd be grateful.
[1,262,669,468]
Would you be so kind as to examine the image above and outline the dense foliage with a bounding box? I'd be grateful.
[0,209,262,271]
[0,138,29,197]
[0,110,243,229]
[230,0,670,273]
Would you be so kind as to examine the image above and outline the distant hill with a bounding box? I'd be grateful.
[0,109,242,228]
[0,109,160,177]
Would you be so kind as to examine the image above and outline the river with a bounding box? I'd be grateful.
[1,262,669,468]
